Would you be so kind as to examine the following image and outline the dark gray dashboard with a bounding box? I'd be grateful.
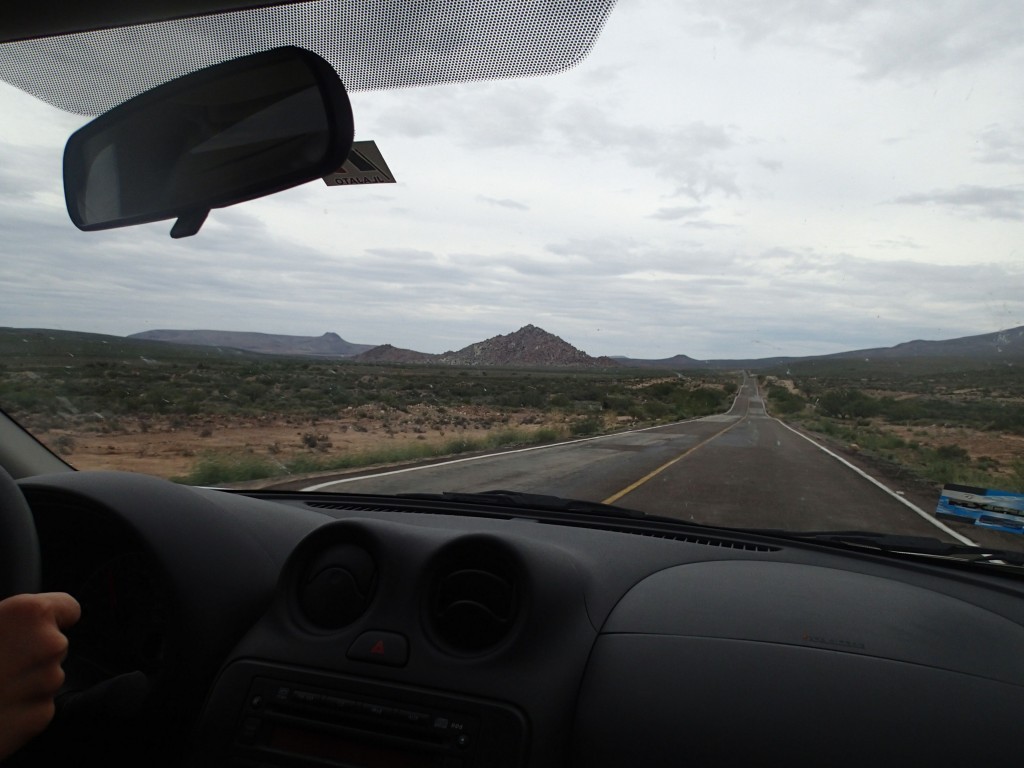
[19,470,1024,767]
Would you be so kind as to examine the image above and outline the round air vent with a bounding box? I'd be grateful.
[426,543,521,654]
[297,543,377,630]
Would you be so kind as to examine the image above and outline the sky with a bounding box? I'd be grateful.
[0,0,1022,360]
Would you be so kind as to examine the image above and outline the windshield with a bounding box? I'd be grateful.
[1,1,1022,552]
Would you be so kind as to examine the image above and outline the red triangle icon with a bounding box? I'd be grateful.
[370,639,386,655]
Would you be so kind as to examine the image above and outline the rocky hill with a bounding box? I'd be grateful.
[128,329,375,357]
[352,344,437,365]
[441,324,619,367]
[354,325,620,368]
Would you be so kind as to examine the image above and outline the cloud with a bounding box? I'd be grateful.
[0,148,59,202]
[521,245,1024,359]
[554,106,740,199]
[869,237,922,251]
[646,206,730,230]
[3,163,1021,361]
[675,0,1024,80]
[649,206,708,220]
[976,124,1024,167]
[854,2,1024,80]
[677,0,866,45]
[363,82,558,148]
[477,195,529,211]
[893,185,1024,220]
[365,81,741,202]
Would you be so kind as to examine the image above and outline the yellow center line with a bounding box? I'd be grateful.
[603,412,748,505]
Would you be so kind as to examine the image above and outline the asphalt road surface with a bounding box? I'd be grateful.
[294,378,983,545]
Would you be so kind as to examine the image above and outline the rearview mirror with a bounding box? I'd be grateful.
[63,46,354,238]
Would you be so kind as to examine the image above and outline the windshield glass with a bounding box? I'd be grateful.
[1,1,1022,552]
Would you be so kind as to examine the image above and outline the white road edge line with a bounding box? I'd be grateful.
[772,417,978,547]
[300,414,715,492]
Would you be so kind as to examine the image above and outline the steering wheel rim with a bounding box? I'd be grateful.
[0,464,41,599]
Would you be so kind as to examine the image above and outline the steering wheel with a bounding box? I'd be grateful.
[0,465,41,599]
[0,466,159,767]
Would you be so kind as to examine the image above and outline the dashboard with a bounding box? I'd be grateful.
[18,469,1024,767]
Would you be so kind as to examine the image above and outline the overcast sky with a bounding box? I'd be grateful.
[1,0,1022,360]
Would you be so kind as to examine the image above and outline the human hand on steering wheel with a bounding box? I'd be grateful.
[0,592,81,761]
[0,465,81,761]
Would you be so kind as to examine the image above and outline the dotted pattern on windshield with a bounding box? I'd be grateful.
[0,0,618,115]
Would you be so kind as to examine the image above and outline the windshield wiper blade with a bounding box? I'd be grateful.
[396,490,647,519]
[751,529,1024,566]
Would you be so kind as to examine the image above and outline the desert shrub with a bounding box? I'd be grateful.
[570,416,603,436]
[767,384,805,414]
[533,428,561,443]
[818,389,878,419]
[177,453,279,485]
[549,393,572,409]
[644,400,670,419]
[53,434,76,455]
[935,444,969,461]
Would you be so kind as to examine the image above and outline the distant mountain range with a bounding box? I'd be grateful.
[125,324,1024,369]
[616,325,1024,370]
[129,329,375,357]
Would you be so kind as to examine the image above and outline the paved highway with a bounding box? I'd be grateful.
[293,378,977,543]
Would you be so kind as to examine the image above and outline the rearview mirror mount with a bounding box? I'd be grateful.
[63,46,354,238]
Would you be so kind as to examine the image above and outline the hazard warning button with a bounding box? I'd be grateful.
[347,630,409,667]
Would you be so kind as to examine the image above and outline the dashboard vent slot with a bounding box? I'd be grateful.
[534,517,781,552]
[426,545,520,655]
[626,530,779,552]
[306,501,399,514]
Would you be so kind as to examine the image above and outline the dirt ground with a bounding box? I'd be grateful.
[884,424,1024,466]
[35,404,563,479]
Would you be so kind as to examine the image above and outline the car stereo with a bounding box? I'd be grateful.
[194,662,528,768]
